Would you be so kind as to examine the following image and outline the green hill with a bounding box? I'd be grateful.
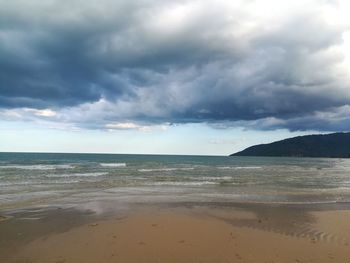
[231,132,350,158]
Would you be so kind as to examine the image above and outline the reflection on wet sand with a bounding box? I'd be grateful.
[1,202,350,263]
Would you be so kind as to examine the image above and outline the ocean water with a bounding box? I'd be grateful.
[1,152,350,209]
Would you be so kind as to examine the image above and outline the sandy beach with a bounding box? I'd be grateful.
[1,203,350,263]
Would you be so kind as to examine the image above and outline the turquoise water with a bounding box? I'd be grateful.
[1,152,350,209]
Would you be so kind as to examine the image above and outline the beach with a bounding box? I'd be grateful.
[1,202,350,263]
[1,153,350,262]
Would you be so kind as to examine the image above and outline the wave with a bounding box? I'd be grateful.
[45,172,108,178]
[0,182,21,187]
[0,164,74,170]
[138,167,194,172]
[0,179,81,186]
[196,176,232,181]
[148,181,216,186]
[100,163,126,167]
[217,166,262,170]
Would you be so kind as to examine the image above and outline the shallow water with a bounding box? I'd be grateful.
[1,152,350,209]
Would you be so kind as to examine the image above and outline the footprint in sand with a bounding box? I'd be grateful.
[328,253,335,259]
[235,253,242,260]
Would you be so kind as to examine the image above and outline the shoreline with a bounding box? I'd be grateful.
[2,201,350,263]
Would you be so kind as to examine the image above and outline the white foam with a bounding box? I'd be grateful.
[0,164,74,170]
[197,176,232,181]
[138,167,194,172]
[148,181,216,186]
[217,166,262,170]
[45,172,108,178]
[100,163,126,167]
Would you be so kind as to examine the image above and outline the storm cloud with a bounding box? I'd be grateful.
[1,0,350,131]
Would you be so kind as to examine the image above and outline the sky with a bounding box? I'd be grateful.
[0,0,350,155]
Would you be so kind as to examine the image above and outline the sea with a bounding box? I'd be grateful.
[1,152,350,210]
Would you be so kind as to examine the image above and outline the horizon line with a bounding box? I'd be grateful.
[0,151,228,157]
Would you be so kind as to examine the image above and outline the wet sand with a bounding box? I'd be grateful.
[2,204,350,263]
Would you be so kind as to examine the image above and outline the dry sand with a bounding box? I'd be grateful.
[3,206,350,263]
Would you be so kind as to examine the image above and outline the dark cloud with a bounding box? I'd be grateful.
[0,0,350,131]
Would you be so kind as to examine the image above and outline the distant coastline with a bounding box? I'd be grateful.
[231,132,350,158]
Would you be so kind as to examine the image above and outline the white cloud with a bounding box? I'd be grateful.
[106,122,169,132]
[24,108,57,117]
[106,122,141,130]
